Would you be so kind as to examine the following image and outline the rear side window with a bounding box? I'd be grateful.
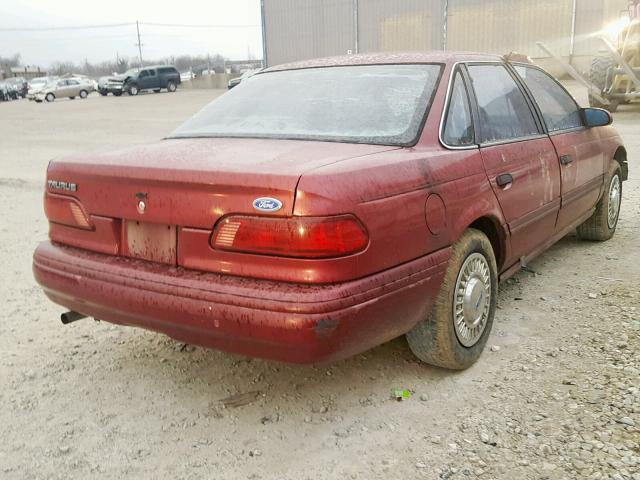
[442,71,474,147]
[514,65,582,132]
[158,67,177,74]
[467,64,539,143]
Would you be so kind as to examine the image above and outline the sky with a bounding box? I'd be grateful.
[0,0,263,67]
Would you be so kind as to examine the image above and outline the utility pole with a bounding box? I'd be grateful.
[135,20,144,66]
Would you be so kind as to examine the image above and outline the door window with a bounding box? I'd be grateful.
[442,71,474,147]
[467,64,539,143]
[513,65,582,132]
[139,71,149,78]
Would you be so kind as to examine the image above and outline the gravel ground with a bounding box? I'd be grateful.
[0,85,638,480]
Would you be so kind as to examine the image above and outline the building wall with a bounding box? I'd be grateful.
[446,0,573,56]
[357,0,444,52]
[263,0,355,66]
[263,0,630,72]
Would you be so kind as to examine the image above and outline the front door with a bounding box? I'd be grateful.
[467,63,561,264]
[137,70,151,89]
[512,65,605,232]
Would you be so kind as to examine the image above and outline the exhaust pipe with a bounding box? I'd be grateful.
[60,311,87,325]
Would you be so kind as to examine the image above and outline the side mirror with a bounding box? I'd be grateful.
[581,107,612,127]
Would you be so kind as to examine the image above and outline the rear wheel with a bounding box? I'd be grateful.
[577,164,622,241]
[45,93,55,102]
[79,90,88,99]
[406,229,497,370]
[588,54,619,112]
[167,81,177,92]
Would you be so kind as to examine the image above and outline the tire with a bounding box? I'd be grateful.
[128,84,139,96]
[588,54,619,112]
[167,81,177,92]
[45,93,55,102]
[99,91,107,96]
[112,91,122,97]
[153,89,161,93]
[576,164,622,241]
[406,229,498,370]
[79,90,88,99]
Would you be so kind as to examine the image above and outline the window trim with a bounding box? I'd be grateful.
[439,61,549,150]
[508,62,586,134]
[439,64,478,150]
[466,61,545,146]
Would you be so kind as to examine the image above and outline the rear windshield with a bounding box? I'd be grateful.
[169,64,442,146]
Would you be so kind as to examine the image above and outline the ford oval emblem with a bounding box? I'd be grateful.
[252,197,283,212]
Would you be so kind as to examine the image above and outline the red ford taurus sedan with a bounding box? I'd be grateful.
[33,52,628,369]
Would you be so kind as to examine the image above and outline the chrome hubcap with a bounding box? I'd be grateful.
[453,252,491,347]
[607,174,621,229]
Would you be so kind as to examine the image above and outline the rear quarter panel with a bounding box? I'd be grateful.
[294,145,508,279]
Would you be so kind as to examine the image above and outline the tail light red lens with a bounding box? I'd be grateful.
[212,215,368,258]
[44,192,94,230]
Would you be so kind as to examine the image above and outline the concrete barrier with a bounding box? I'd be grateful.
[181,74,238,90]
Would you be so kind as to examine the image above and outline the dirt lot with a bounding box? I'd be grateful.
[0,87,638,480]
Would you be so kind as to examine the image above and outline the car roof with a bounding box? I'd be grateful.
[264,51,503,73]
[142,65,177,70]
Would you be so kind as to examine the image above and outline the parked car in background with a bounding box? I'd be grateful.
[98,66,180,96]
[0,81,11,101]
[122,65,181,95]
[6,77,28,98]
[97,70,137,96]
[65,74,98,92]
[227,69,261,89]
[33,77,95,102]
[27,76,56,100]
[180,71,195,82]
[33,52,627,369]
[0,81,15,100]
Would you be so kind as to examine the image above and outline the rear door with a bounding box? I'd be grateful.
[467,63,561,263]
[66,79,81,96]
[512,64,605,232]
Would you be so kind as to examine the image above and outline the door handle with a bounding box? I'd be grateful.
[496,173,513,187]
[560,154,573,165]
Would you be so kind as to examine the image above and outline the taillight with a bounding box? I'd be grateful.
[211,215,368,258]
[44,192,94,230]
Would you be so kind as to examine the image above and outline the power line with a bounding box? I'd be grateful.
[0,22,135,32]
[0,21,259,32]
[140,22,259,28]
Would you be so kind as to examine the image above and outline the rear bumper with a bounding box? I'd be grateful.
[33,242,450,363]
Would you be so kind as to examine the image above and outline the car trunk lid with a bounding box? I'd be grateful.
[46,137,398,263]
